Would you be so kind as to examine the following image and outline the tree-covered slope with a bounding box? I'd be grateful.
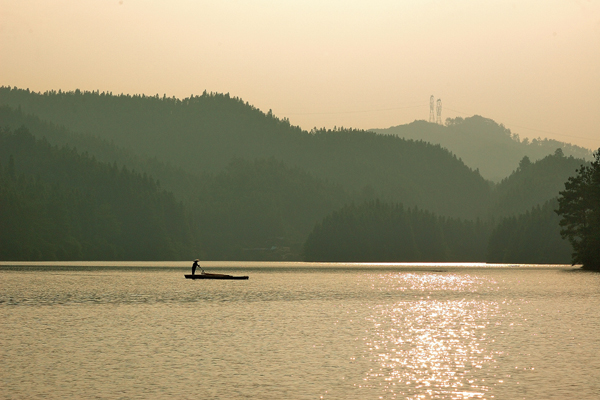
[302,200,491,262]
[302,198,572,264]
[490,149,588,218]
[0,126,198,260]
[0,115,352,260]
[195,158,350,260]
[290,127,491,219]
[487,199,572,264]
[0,87,305,173]
[0,105,208,205]
[372,116,592,182]
[0,88,588,262]
[0,87,492,219]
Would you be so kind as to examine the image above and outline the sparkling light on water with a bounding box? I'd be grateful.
[354,273,503,399]
[1,265,599,399]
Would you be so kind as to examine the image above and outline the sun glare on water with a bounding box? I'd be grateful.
[358,273,503,399]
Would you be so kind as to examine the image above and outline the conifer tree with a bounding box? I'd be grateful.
[556,149,600,270]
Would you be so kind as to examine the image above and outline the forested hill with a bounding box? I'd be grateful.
[303,201,491,262]
[303,198,572,264]
[301,149,589,262]
[0,108,353,260]
[0,87,304,173]
[490,149,589,217]
[0,126,198,260]
[0,87,589,262]
[372,116,592,182]
[0,87,490,219]
[0,105,208,205]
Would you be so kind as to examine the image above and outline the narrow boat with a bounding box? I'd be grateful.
[185,273,249,280]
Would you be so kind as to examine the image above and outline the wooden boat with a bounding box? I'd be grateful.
[185,273,249,280]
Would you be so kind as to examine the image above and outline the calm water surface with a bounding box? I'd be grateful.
[1,262,599,399]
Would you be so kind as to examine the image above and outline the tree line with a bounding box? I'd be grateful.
[0,87,492,220]
[0,126,198,260]
[0,87,595,264]
[304,150,600,268]
[302,199,573,264]
[303,200,490,262]
[0,125,351,261]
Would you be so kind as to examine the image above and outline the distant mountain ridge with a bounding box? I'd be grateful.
[371,116,592,182]
[0,86,491,219]
[0,86,590,261]
[0,106,351,258]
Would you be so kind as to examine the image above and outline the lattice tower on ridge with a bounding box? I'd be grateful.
[429,95,435,123]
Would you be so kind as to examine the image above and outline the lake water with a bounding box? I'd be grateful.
[1,262,599,399]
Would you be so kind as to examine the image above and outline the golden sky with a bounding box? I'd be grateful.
[1,0,599,149]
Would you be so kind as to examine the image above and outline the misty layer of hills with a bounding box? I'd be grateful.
[372,117,591,182]
[0,127,197,260]
[0,86,590,262]
[0,88,489,219]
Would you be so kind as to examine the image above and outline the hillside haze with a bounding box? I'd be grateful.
[0,86,590,262]
[0,87,491,220]
[372,116,592,182]
[0,126,198,260]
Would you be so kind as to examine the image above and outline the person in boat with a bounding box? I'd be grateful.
[192,259,205,275]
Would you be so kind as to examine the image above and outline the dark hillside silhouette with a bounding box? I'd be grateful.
[303,200,491,262]
[303,198,572,263]
[1,87,586,263]
[0,126,198,260]
[195,158,350,259]
[490,149,588,217]
[487,199,571,264]
[0,87,304,173]
[0,107,352,259]
[0,87,491,219]
[0,105,208,205]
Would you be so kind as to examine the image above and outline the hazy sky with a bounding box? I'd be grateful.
[1,0,599,149]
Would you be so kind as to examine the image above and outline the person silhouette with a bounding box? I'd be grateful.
[192,259,203,275]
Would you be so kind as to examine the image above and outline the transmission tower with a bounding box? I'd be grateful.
[429,95,435,123]
[436,99,442,124]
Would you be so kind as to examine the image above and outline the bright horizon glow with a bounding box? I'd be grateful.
[1,0,599,149]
